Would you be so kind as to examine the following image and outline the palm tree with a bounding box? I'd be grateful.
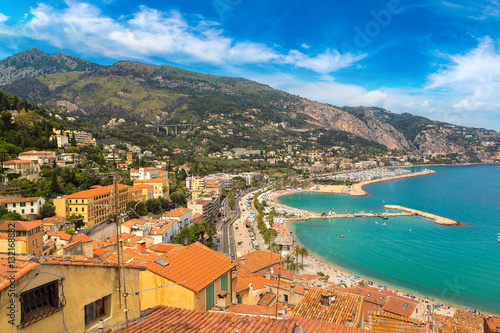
[300,246,309,268]
[287,262,300,274]
[293,245,301,265]
[284,253,294,269]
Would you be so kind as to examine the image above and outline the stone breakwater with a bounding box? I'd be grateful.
[349,169,436,196]
[384,205,462,226]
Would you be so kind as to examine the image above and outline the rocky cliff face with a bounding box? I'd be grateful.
[413,130,466,156]
[0,48,102,85]
[296,101,414,151]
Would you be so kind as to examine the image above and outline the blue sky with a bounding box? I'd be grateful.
[1,0,500,130]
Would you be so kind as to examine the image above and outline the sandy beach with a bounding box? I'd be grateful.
[349,169,436,196]
[306,184,348,194]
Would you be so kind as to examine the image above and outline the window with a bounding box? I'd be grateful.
[13,203,16,208]
[75,208,78,212]
[82,207,84,212]
[284,294,289,302]
[220,273,228,292]
[205,283,215,311]
[20,280,63,326]
[31,209,34,213]
[22,209,25,214]
[85,296,107,323]
[31,202,34,206]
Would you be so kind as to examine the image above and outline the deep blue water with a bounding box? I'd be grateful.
[278,166,500,314]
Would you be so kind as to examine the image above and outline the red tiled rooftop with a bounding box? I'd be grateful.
[293,286,364,327]
[64,184,130,199]
[224,304,278,317]
[0,197,42,204]
[0,220,42,232]
[382,294,419,318]
[47,231,73,241]
[369,311,427,332]
[233,250,284,273]
[69,234,93,244]
[147,242,235,293]
[107,232,136,243]
[257,292,276,306]
[106,305,376,333]
[236,273,273,293]
[148,243,183,254]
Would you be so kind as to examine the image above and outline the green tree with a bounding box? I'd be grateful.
[39,202,56,219]
[0,212,25,221]
[50,172,61,196]
[70,214,85,230]
[300,246,309,268]
[71,132,77,146]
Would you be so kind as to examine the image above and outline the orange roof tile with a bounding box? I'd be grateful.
[19,150,54,155]
[93,241,114,250]
[257,292,277,306]
[434,309,483,333]
[0,220,42,232]
[484,315,500,333]
[148,243,183,254]
[69,234,93,244]
[382,294,419,318]
[64,184,130,199]
[348,286,389,306]
[4,159,35,164]
[0,197,42,204]
[293,286,364,327]
[224,304,278,317]
[369,311,427,332]
[233,250,284,273]
[0,254,146,293]
[147,242,235,293]
[236,273,272,293]
[107,232,136,243]
[162,207,191,217]
[47,231,72,241]
[106,306,375,333]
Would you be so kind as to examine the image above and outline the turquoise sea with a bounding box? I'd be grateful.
[277,165,500,314]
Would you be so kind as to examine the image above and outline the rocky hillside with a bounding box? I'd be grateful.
[0,48,103,85]
[0,50,498,160]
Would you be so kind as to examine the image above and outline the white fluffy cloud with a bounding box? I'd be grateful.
[16,1,361,74]
[0,13,9,23]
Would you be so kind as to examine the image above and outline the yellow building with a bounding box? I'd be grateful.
[3,160,39,181]
[0,220,43,255]
[54,184,132,227]
[0,254,143,333]
[132,184,154,202]
[140,242,236,311]
[133,178,169,199]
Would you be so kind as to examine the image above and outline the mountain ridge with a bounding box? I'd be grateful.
[0,49,498,162]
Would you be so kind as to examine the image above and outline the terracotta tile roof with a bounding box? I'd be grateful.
[236,273,273,293]
[233,250,284,273]
[47,231,73,241]
[381,294,419,318]
[132,184,153,190]
[224,304,278,317]
[434,309,483,333]
[369,311,427,332]
[93,248,113,259]
[69,234,93,244]
[107,232,136,243]
[42,216,67,225]
[293,286,364,327]
[0,254,146,292]
[162,207,191,217]
[4,159,34,164]
[99,248,161,264]
[64,184,130,199]
[0,257,40,292]
[107,305,375,333]
[257,292,277,306]
[134,178,167,183]
[148,243,183,254]
[122,219,146,228]
[0,220,42,232]
[93,240,114,250]
[19,150,54,155]
[147,242,235,293]
[484,314,500,332]
[0,197,42,204]
[266,280,306,295]
[348,286,389,306]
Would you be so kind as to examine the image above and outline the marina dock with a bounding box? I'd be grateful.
[384,205,462,225]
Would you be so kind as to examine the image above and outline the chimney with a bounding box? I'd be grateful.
[137,240,147,254]
[320,292,336,307]
[290,284,295,294]
[216,291,229,309]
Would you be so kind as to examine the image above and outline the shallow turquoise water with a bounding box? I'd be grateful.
[278,165,500,314]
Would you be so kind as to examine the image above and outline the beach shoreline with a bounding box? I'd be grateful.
[349,169,436,196]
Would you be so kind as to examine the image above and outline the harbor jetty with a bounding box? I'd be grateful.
[384,205,462,225]
[349,169,436,196]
